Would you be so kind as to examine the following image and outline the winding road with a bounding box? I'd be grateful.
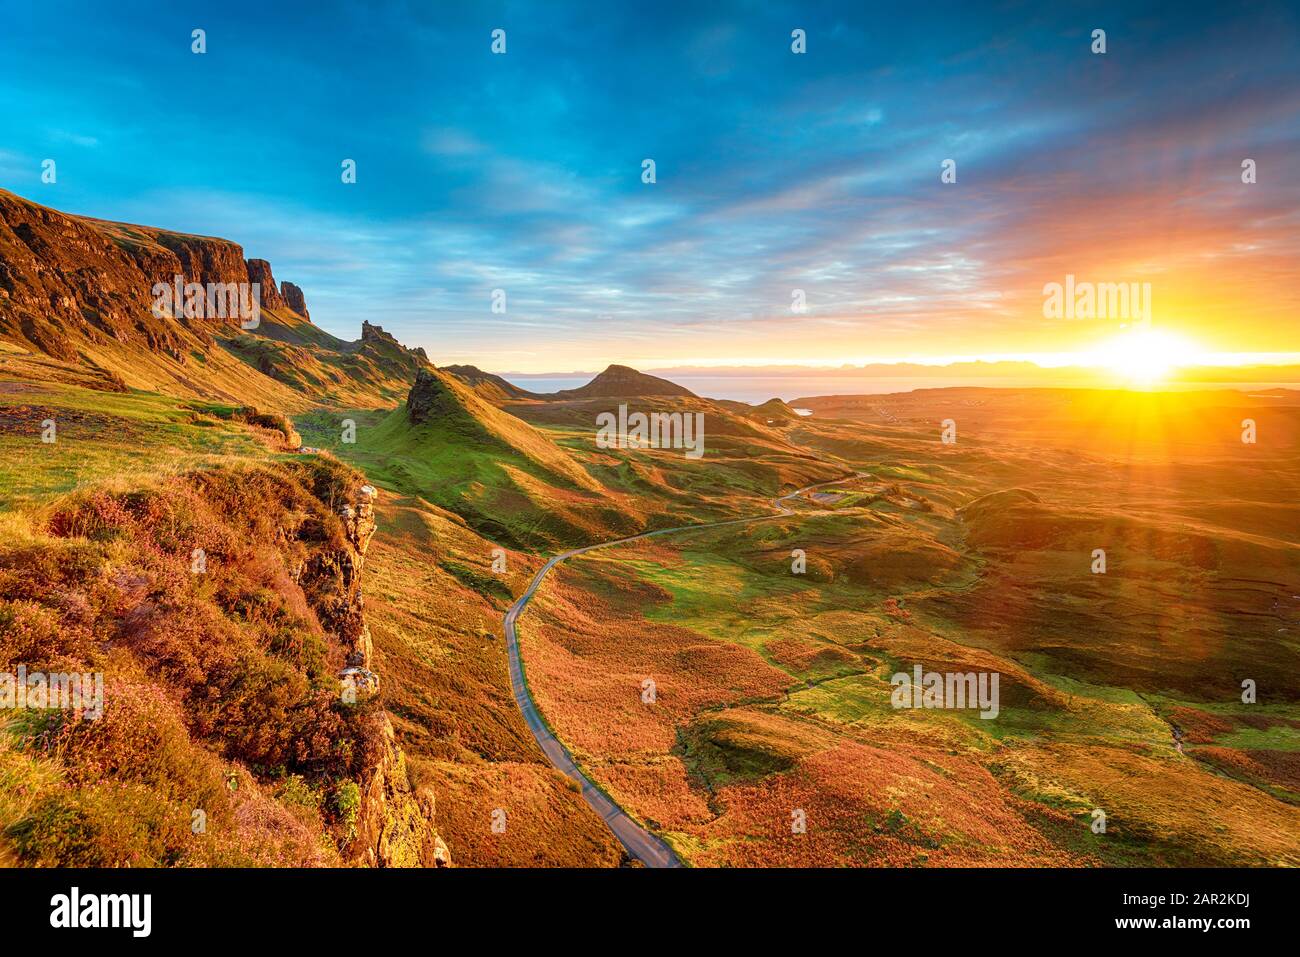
[502,472,861,868]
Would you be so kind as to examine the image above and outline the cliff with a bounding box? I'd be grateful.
[0,456,449,867]
[244,258,288,311]
[298,480,450,867]
[0,188,429,408]
[0,189,299,354]
[281,280,309,318]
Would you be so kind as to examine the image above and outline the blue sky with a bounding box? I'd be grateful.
[2,0,1297,371]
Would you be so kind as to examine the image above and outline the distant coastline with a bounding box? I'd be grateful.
[502,372,1299,405]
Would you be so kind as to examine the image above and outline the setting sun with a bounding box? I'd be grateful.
[1084,329,1207,384]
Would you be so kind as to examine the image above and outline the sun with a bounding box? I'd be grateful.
[1085,329,1206,384]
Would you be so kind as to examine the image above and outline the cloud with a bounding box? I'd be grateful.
[420,128,486,157]
[1,0,1295,368]
[50,130,99,148]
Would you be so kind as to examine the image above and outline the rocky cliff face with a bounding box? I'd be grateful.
[244,258,287,311]
[353,720,451,867]
[0,189,268,353]
[0,189,439,408]
[299,481,450,868]
[303,484,377,674]
[150,229,250,291]
[360,320,426,360]
[0,189,341,396]
[0,190,199,361]
[280,280,309,318]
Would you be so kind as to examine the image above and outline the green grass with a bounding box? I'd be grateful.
[295,404,603,548]
[675,716,803,788]
[0,382,283,509]
[1216,725,1300,751]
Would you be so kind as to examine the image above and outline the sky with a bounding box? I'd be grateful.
[1,0,1298,373]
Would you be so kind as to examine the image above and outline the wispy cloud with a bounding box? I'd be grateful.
[49,130,100,148]
[0,0,1295,370]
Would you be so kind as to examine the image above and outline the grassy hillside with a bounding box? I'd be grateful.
[0,375,634,866]
[359,494,625,866]
[6,186,1297,870]
[0,379,299,512]
[298,378,845,551]
[519,483,1300,866]
[514,387,1300,866]
[1,452,385,865]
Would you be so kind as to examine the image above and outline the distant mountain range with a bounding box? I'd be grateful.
[509,360,1300,385]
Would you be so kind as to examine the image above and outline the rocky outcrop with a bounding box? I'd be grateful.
[280,280,309,318]
[361,320,403,346]
[406,367,448,425]
[151,230,249,290]
[0,189,199,359]
[355,320,435,376]
[352,720,452,867]
[244,258,287,311]
[301,484,377,675]
[0,189,289,361]
[338,483,378,671]
[297,480,448,867]
[0,188,436,405]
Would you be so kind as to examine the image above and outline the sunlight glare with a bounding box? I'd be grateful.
[1085,329,1206,384]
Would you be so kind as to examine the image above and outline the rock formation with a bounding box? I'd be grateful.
[406,367,449,425]
[244,258,287,311]
[280,280,309,318]
[352,720,452,867]
[361,320,403,346]
[0,189,234,360]
[295,479,449,867]
[301,485,377,680]
[0,188,436,404]
[0,188,285,359]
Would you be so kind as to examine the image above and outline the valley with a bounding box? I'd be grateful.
[1,189,1297,868]
[506,387,1300,866]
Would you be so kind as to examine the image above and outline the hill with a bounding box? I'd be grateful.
[442,364,542,402]
[551,364,697,399]
[0,374,629,867]
[0,188,428,409]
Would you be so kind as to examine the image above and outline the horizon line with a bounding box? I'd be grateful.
[493,352,1300,378]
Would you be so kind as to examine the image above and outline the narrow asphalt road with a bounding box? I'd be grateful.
[502,472,861,868]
